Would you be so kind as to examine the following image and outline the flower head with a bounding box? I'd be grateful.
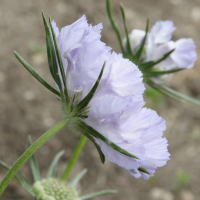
[51,15,170,179]
[124,20,197,84]
[33,178,80,200]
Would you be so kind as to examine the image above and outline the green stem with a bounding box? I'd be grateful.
[61,135,87,181]
[0,118,69,196]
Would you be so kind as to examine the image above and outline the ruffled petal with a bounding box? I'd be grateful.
[170,38,197,69]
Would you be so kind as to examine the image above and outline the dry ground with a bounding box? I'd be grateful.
[1,0,200,200]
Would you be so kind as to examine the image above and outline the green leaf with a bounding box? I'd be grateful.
[27,136,41,182]
[73,61,106,115]
[42,11,62,92]
[146,79,185,101]
[49,17,70,107]
[140,49,175,70]
[14,51,60,96]
[70,169,87,188]
[144,68,183,76]
[146,78,200,106]
[138,166,150,175]
[47,150,65,178]
[134,19,149,64]
[120,4,133,60]
[73,117,140,160]
[0,160,35,197]
[106,0,125,55]
[82,132,105,164]
[81,190,117,200]
[138,61,154,70]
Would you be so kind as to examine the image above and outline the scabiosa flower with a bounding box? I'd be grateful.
[51,15,170,179]
[125,20,197,71]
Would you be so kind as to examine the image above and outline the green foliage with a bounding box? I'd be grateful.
[173,171,190,192]
[148,175,156,185]
[47,150,65,178]
[188,130,200,140]
[28,40,46,54]
[28,136,41,182]
[144,86,165,108]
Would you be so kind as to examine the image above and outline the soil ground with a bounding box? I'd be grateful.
[1,0,200,200]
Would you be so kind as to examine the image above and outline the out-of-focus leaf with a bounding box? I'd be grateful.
[70,169,87,188]
[81,190,117,200]
[0,160,35,197]
[147,78,200,106]
[144,68,183,76]
[47,150,65,178]
[134,19,149,64]
[106,0,125,55]
[27,136,41,182]
[120,4,133,60]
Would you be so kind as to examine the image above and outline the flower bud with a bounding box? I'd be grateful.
[33,178,80,200]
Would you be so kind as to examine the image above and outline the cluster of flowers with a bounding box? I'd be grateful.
[52,15,170,179]
[126,20,197,81]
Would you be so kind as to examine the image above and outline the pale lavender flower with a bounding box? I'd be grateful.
[145,20,176,62]
[152,38,197,70]
[52,16,170,179]
[127,20,197,71]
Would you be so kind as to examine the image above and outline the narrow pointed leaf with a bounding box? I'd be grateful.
[14,51,60,96]
[120,4,133,60]
[0,160,35,197]
[73,61,106,115]
[138,61,154,70]
[49,17,70,106]
[82,132,105,164]
[138,166,150,175]
[106,0,125,55]
[147,79,200,106]
[81,190,117,200]
[144,68,183,76]
[147,82,181,101]
[42,11,62,91]
[140,49,175,70]
[47,150,65,178]
[134,19,149,64]
[146,79,185,101]
[22,174,32,186]
[27,136,41,181]
[70,169,87,188]
[73,117,140,160]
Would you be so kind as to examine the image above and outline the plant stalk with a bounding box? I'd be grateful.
[0,118,69,196]
[61,135,87,181]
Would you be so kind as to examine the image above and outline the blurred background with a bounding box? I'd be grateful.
[0,0,200,199]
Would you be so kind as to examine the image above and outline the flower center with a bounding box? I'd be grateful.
[33,178,80,200]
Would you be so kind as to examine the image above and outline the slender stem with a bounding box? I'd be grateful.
[0,118,69,196]
[61,135,87,181]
